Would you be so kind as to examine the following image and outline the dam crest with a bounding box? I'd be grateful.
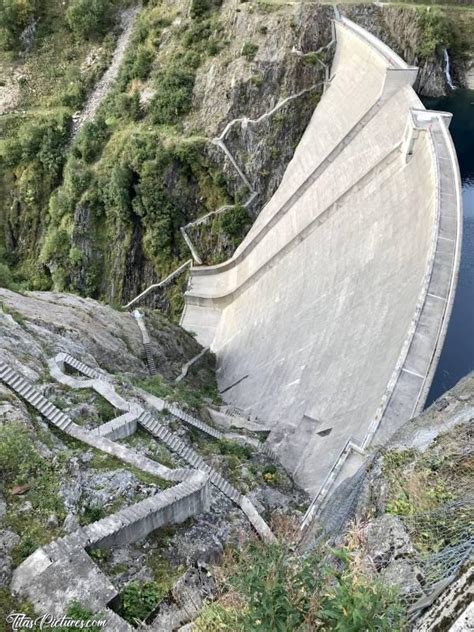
[180,16,463,499]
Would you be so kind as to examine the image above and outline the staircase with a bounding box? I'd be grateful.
[81,477,206,548]
[143,341,157,376]
[58,353,103,380]
[139,412,242,505]
[167,403,223,441]
[0,362,72,432]
[1,355,274,541]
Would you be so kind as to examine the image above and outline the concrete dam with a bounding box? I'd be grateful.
[180,17,463,499]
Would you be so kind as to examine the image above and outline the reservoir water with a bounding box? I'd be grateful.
[424,89,474,405]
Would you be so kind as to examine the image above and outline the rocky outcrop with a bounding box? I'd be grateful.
[4,1,470,304]
[340,4,457,96]
[0,288,211,381]
[309,373,474,627]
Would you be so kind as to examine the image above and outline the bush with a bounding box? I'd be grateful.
[0,0,37,50]
[219,204,251,247]
[40,226,70,265]
[120,581,165,624]
[150,65,195,124]
[242,41,258,61]
[74,119,109,163]
[14,112,70,176]
[66,0,113,40]
[218,439,252,460]
[416,8,451,59]
[0,262,15,289]
[190,0,223,20]
[0,424,42,485]
[195,543,406,631]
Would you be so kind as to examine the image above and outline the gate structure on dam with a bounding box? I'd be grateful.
[180,17,463,501]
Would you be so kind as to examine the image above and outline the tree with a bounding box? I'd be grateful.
[66,0,112,40]
[0,0,37,50]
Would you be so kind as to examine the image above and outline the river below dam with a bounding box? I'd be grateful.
[424,88,474,405]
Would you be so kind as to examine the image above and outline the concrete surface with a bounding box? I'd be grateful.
[180,17,463,497]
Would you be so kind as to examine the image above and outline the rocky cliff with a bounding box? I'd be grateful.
[0,288,308,627]
[309,372,474,630]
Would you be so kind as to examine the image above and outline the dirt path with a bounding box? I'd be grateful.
[71,5,141,139]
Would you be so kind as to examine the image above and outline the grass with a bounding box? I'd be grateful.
[381,423,472,552]
[194,536,406,632]
[0,422,67,566]
[134,372,221,411]
[122,428,176,468]
[88,450,173,489]
[116,530,184,624]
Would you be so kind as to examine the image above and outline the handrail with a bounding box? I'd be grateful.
[124,43,334,309]
[124,259,192,309]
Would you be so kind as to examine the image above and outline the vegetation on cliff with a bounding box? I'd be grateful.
[194,533,406,631]
[0,0,327,313]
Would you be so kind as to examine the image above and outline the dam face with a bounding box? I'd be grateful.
[181,18,463,496]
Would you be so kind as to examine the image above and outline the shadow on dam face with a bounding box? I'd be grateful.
[181,17,463,497]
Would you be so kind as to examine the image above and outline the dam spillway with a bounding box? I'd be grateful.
[180,17,463,497]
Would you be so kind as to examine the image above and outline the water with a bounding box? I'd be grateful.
[423,89,474,405]
[443,49,455,91]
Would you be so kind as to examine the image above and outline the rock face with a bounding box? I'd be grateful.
[0,288,210,380]
[0,529,20,588]
[311,373,474,628]
[341,5,450,96]
[3,1,469,307]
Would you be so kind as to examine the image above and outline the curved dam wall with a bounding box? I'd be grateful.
[181,18,462,496]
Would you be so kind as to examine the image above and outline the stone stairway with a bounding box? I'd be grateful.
[167,403,223,441]
[12,479,208,631]
[144,341,157,376]
[58,353,103,380]
[94,411,138,441]
[81,477,207,549]
[1,355,274,541]
[0,362,72,432]
[139,412,242,505]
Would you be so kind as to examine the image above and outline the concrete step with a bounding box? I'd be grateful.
[138,410,242,506]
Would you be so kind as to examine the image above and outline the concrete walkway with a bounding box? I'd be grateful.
[0,350,275,627]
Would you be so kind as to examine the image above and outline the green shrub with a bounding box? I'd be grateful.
[242,41,258,61]
[195,544,406,631]
[0,262,15,289]
[0,423,43,485]
[120,580,166,624]
[150,65,195,124]
[40,226,70,265]
[190,0,223,20]
[66,0,113,40]
[74,118,109,163]
[80,505,106,525]
[13,112,70,177]
[218,439,252,460]
[416,8,451,59]
[93,393,117,422]
[0,0,38,50]
[219,204,251,245]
